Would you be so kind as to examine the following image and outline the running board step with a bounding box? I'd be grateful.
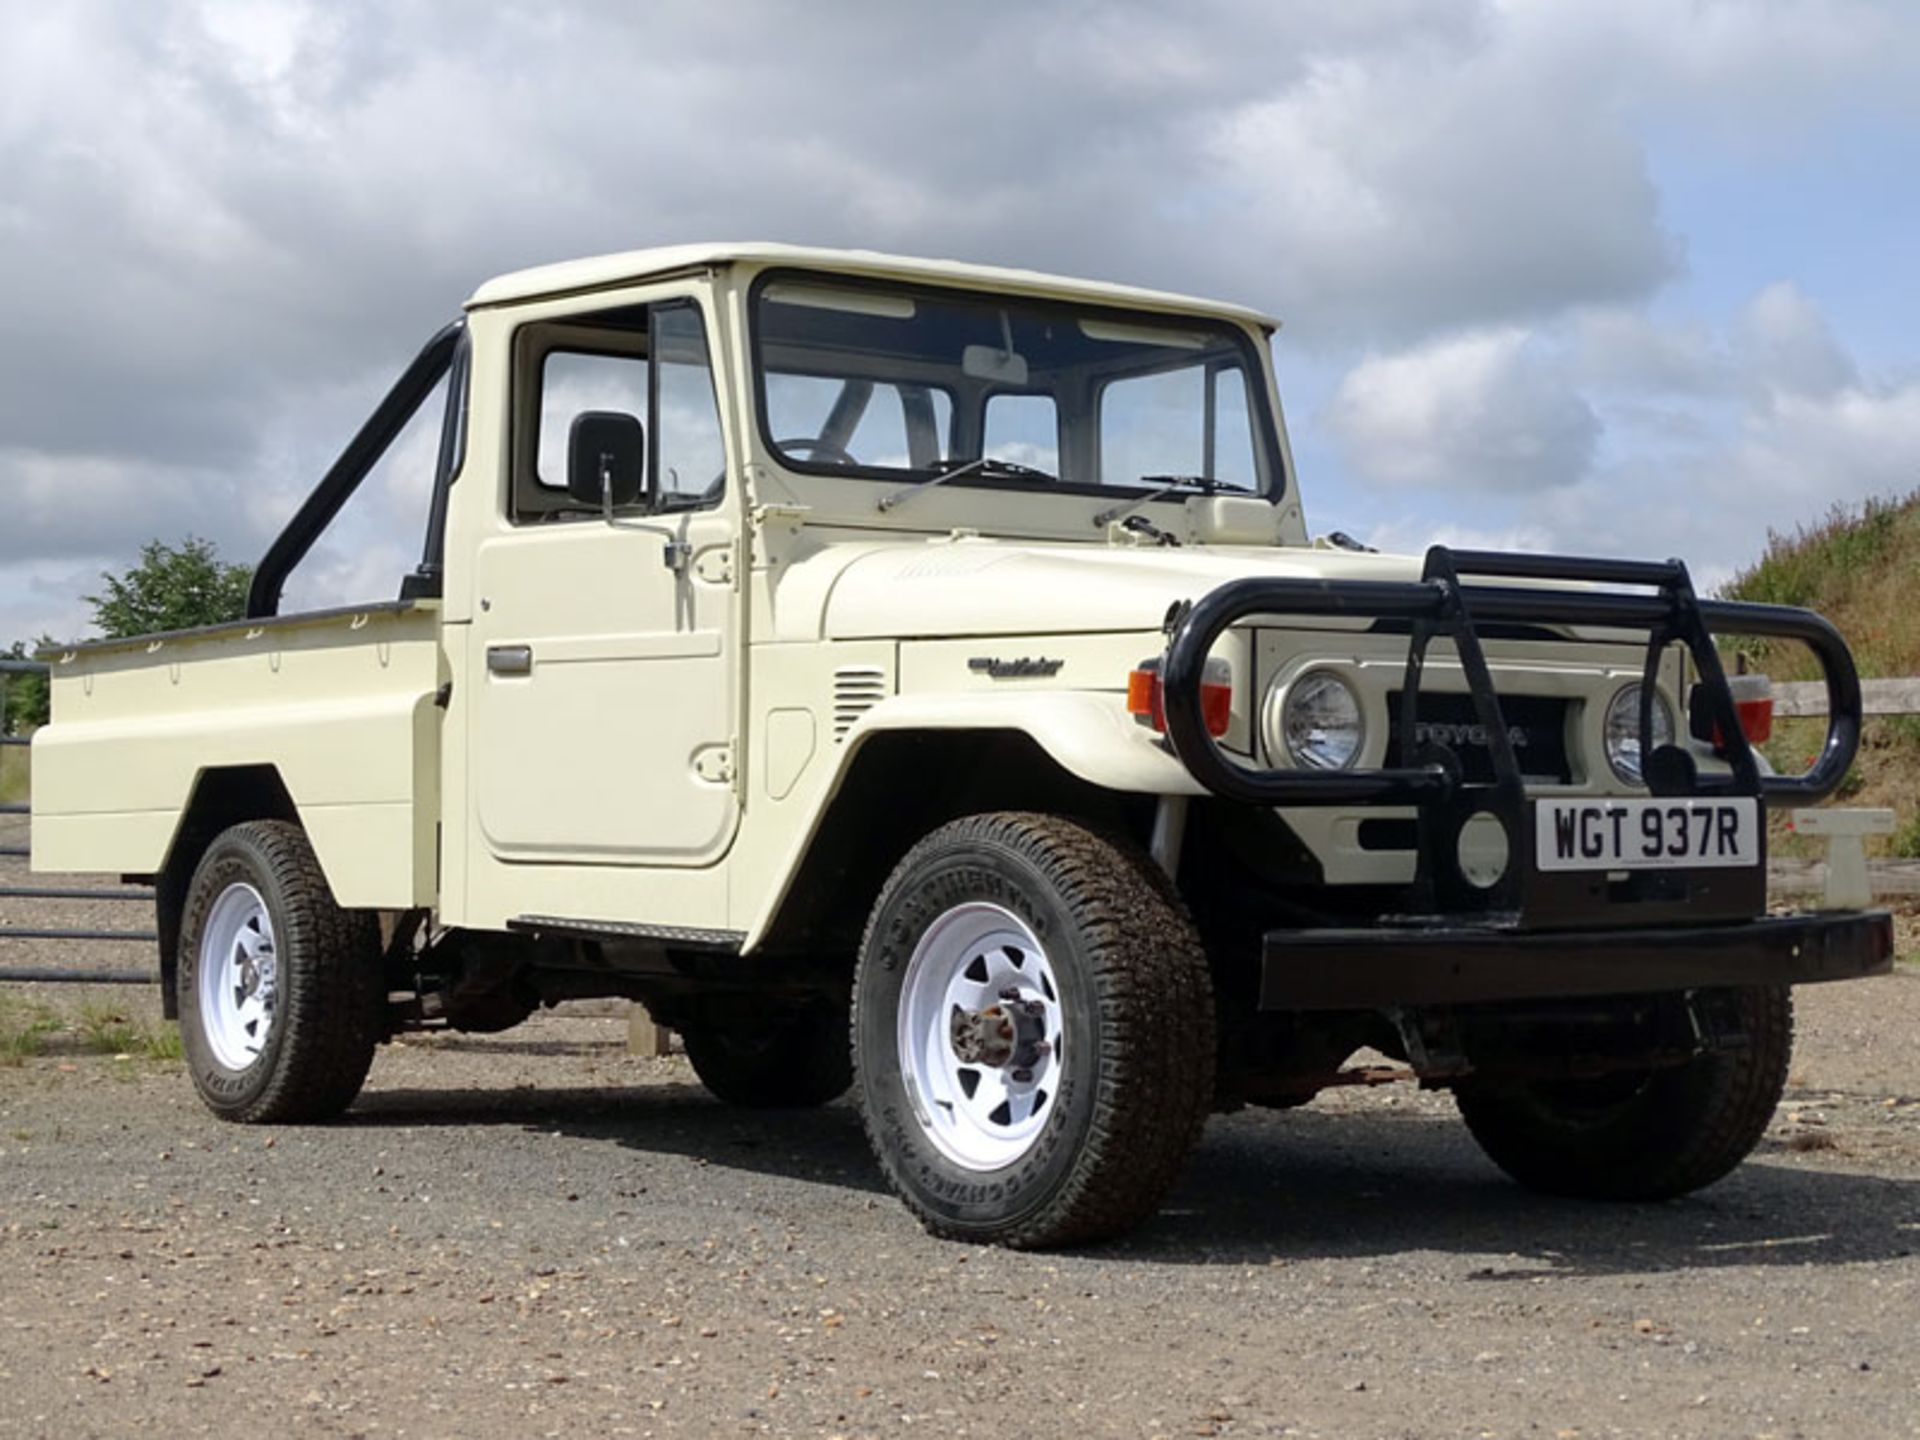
[508,914,745,953]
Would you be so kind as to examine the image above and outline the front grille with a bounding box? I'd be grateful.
[1384,692,1573,784]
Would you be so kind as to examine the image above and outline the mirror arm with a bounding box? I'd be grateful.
[596,456,691,574]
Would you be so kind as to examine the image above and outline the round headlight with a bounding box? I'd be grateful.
[1603,683,1675,786]
[1277,671,1366,770]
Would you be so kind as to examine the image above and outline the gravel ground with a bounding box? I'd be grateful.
[4,828,1919,1438]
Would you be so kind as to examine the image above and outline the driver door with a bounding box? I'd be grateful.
[469,296,740,867]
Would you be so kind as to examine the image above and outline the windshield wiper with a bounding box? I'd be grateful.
[1091,475,1219,529]
[877,455,1058,513]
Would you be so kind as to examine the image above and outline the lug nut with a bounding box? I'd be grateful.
[1011,1067,1033,1083]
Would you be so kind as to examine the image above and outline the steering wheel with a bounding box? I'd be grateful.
[776,435,857,466]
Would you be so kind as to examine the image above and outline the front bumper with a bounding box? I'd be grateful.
[1260,910,1895,1010]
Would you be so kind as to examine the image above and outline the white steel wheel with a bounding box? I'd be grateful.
[197,882,278,1071]
[898,901,1064,1171]
[855,812,1216,1248]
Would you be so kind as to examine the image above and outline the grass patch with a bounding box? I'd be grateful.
[0,744,26,805]
[0,991,60,1065]
[72,998,182,1059]
[0,990,181,1063]
[1892,813,1920,861]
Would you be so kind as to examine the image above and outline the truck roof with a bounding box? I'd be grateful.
[465,242,1280,330]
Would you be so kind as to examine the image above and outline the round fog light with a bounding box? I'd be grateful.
[1456,812,1511,890]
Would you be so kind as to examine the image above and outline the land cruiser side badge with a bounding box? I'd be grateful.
[969,656,1064,679]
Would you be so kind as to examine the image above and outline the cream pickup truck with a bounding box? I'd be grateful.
[32,244,1890,1247]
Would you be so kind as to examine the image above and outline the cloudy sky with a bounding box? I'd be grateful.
[3,0,1917,641]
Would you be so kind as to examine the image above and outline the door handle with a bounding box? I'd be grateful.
[486,644,533,676]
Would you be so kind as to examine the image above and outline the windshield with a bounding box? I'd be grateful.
[751,272,1281,499]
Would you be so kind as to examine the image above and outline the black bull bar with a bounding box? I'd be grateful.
[1154,546,1892,1007]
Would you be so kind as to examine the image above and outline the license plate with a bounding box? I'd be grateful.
[1534,798,1760,871]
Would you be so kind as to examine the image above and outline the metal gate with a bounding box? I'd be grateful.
[0,657,159,985]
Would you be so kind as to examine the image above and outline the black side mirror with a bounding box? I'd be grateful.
[567,410,646,511]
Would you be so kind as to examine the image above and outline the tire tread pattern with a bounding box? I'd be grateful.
[181,820,383,1124]
[1455,986,1793,1201]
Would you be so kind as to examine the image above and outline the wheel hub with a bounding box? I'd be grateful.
[949,993,1050,1072]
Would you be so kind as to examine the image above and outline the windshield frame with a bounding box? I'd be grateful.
[746,266,1288,506]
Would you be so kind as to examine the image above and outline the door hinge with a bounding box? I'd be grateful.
[693,546,736,586]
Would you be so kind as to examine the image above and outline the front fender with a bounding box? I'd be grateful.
[843,691,1204,796]
[737,690,1203,950]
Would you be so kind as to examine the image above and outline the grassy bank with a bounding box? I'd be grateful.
[1720,491,1920,857]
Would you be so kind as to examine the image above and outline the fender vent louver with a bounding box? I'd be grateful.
[832,665,888,741]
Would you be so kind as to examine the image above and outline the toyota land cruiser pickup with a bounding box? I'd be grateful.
[31,243,1891,1247]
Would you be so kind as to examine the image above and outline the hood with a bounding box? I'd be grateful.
[799,539,1427,640]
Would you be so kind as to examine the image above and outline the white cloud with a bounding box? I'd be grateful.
[1735,282,1857,400]
[1,0,1918,637]
[1363,517,1560,559]
[1324,329,1601,492]
[1202,44,1676,343]
[1323,285,1920,585]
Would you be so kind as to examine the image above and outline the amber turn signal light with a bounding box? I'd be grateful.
[1127,657,1232,738]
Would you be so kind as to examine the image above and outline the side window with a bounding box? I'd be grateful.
[655,305,727,504]
[536,352,648,488]
[516,300,728,522]
[982,393,1059,475]
[1209,366,1260,492]
[1099,363,1259,492]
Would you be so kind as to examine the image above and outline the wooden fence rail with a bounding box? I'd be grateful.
[1773,677,1920,718]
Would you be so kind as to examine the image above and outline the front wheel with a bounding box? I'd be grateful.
[176,820,384,1123]
[1454,985,1793,1200]
[854,812,1216,1248]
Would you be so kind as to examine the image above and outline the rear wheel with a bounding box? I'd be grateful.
[176,820,384,1123]
[1454,985,1792,1200]
[854,812,1215,1248]
[681,1010,852,1108]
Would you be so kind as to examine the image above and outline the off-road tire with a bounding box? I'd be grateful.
[682,1011,853,1108]
[176,820,384,1123]
[854,812,1215,1248]
[1454,985,1793,1200]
